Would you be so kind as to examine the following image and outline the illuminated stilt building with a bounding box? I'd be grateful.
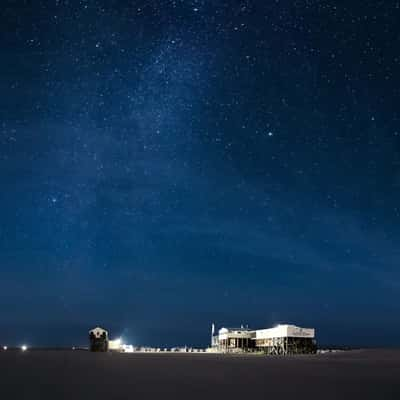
[211,323,316,355]
[213,326,255,352]
[255,325,316,355]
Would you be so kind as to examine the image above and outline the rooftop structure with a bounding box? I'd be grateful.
[256,324,315,339]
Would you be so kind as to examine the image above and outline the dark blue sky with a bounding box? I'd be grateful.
[1,0,399,347]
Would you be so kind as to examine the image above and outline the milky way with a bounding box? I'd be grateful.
[1,1,399,347]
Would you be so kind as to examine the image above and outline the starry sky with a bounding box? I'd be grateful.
[1,0,400,348]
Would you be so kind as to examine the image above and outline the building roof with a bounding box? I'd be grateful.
[89,327,108,334]
[219,327,252,334]
[255,324,315,339]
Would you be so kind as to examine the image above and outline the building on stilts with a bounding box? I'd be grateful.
[254,324,316,355]
[211,323,316,355]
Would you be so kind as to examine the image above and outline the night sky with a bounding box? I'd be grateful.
[1,1,400,348]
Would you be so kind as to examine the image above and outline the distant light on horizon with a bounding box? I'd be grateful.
[21,345,28,352]
[3,346,7,351]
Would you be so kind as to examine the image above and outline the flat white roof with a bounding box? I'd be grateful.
[255,324,315,339]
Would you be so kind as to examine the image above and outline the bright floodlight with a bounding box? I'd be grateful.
[3,346,7,351]
[21,345,28,351]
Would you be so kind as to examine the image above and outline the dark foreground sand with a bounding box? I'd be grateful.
[1,349,400,399]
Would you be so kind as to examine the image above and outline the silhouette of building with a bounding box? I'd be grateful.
[89,327,109,352]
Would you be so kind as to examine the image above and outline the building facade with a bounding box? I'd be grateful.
[215,327,255,352]
[212,324,316,355]
[255,325,316,355]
